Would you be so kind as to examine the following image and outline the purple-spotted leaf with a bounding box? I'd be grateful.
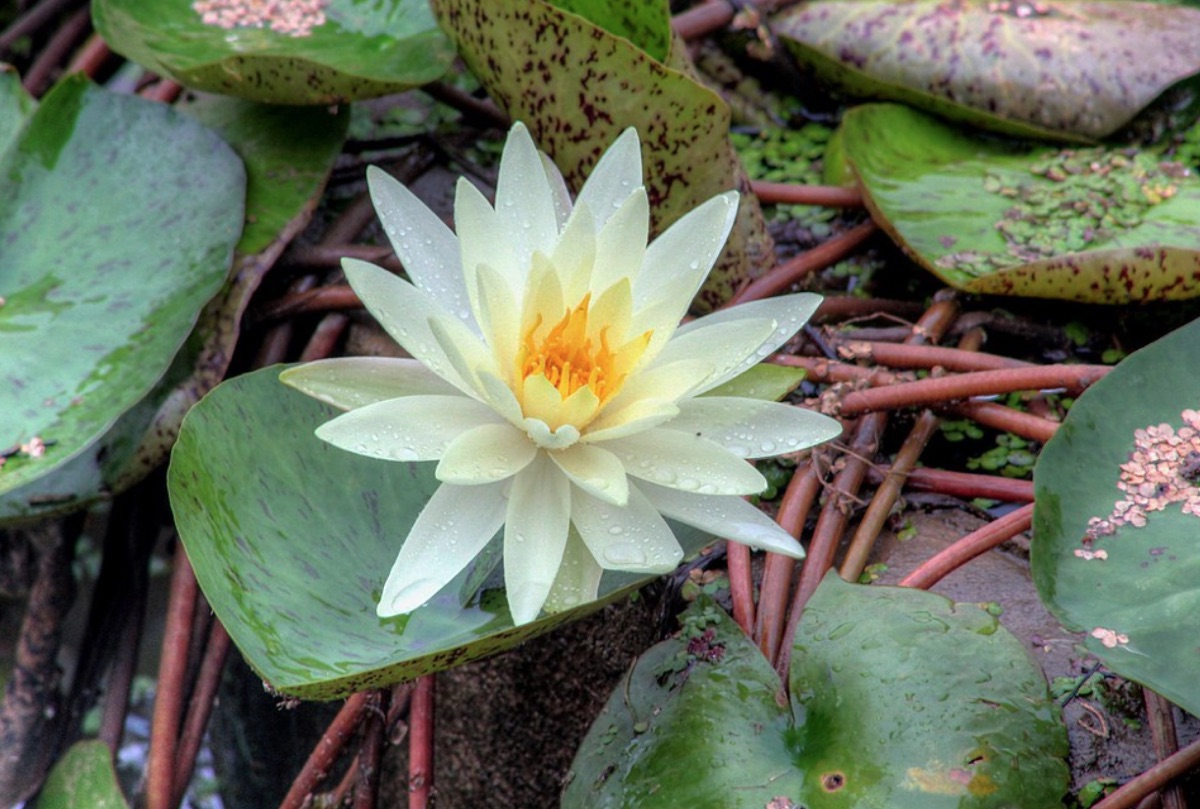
[167,366,714,699]
[565,575,1067,808]
[840,104,1200,302]
[429,0,773,311]
[92,0,454,105]
[774,0,1200,140]
[1033,317,1200,716]
[0,76,244,513]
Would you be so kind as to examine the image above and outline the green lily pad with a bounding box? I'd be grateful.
[429,0,774,311]
[840,103,1200,302]
[774,0,1200,140]
[92,0,455,105]
[167,366,715,699]
[33,741,129,809]
[0,76,244,503]
[565,574,1067,808]
[0,69,35,154]
[1033,317,1200,716]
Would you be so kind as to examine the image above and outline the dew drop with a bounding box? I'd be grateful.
[604,543,646,566]
[760,440,777,453]
[608,525,624,536]
[678,478,700,491]
[698,483,718,495]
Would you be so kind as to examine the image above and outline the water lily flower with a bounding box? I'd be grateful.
[281,122,841,626]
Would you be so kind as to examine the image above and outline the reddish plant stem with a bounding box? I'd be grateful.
[830,339,1033,373]
[409,675,435,809]
[299,313,352,362]
[750,180,863,208]
[671,0,734,39]
[865,466,1034,503]
[171,622,233,808]
[97,594,143,753]
[278,692,372,809]
[810,296,924,324]
[729,221,878,305]
[146,548,199,809]
[943,401,1059,444]
[1143,689,1186,809]
[353,690,391,809]
[64,31,110,76]
[281,243,399,272]
[139,79,183,104]
[838,365,1110,417]
[755,463,822,664]
[726,538,755,635]
[0,0,78,52]
[898,503,1034,590]
[21,6,90,96]
[421,81,510,129]
[1091,735,1200,809]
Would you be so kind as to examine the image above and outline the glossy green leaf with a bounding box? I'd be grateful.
[168,366,714,699]
[0,98,348,526]
[565,574,1067,808]
[0,68,35,155]
[0,76,244,503]
[840,103,1200,302]
[702,363,806,401]
[1033,317,1200,715]
[92,0,455,105]
[775,0,1200,140]
[33,740,129,809]
[430,0,774,311]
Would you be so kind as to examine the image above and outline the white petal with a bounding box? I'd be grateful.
[342,258,472,394]
[549,443,629,506]
[552,202,597,306]
[539,151,574,229]
[543,527,604,613]
[664,397,843,458]
[366,166,475,330]
[645,317,778,396]
[495,122,559,267]
[455,178,518,314]
[436,423,538,484]
[576,127,643,230]
[590,188,648,296]
[673,293,823,394]
[599,358,712,415]
[637,480,805,558]
[281,357,459,410]
[377,482,507,617]
[427,309,504,401]
[477,370,525,425]
[315,395,501,462]
[504,456,571,624]
[602,429,767,495]
[474,264,520,380]
[581,398,680,444]
[633,191,738,314]
[523,418,581,450]
[571,485,682,572]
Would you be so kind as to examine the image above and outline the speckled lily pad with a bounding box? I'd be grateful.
[840,103,1200,302]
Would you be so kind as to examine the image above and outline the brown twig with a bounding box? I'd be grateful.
[21,5,90,96]
[278,692,372,809]
[409,675,435,809]
[726,538,755,635]
[942,401,1059,445]
[353,690,391,809]
[1143,689,1186,809]
[0,0,79,53]
[810,296,924,324]
[64,31,110,76]
[1091,735,1200,809]
[751,180,863,208]
[671,0,734,39]
[899,503,1034,590]
[865,466,1034,502]
[281,243,399,272]
[171,623,233,808]
[729,221,878,305]
[829,339,1033,373]
[421,81,510,130]
[139,79,183,104]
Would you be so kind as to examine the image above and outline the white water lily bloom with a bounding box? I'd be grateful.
[281,122,841,626]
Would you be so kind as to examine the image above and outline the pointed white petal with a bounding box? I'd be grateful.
[571,485,682,572]
[427,309,503,402]
[504,456,571,624]
[377,482,507,617]
[665,397,843,458]
[455,178,518,313]
[552,202,597,305]
[477,370,525,426]
[602,429,767,495]
[281,357,459,410]
[637,481,805,558]
[645,317,777,396]
[366,166,475,330]
[539,151,573,229]
[549,443,629,506]
[576,127,643,230]
[582,398,679,444]
[673,293,823,393]
[633,191,738,310]
[315,395,501,462]
[600,358,711,415]
[341,258,472,394]
[543,527,604,613]
[590,189,648,296]
[474,264,520,379]
[436,423,538,484]
[495,122,559,266]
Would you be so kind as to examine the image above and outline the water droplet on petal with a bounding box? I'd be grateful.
[608,525,624,536]
[678,478,700,491]
[604,543,646,566]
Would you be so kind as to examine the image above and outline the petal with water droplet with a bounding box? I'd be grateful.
[603,429,767,495]
[571,485,681,572]
[543,526,604,613]
[316,395,501,462]
[637,480,805,558]
[280,356,460,410]
[665,397,842,458]
[504,456,571,624]
[549,442,629,506]
[437,422,537,484]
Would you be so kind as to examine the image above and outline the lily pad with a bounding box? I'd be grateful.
[92,0,455,105]
[774,0,1200,140]
[0,69,35,154]
[565,574,1067,808]
[429,0,774,311]
[33,741,129,809]
[0,76,244,503]
[167,366,715,699]
[840,103,1200,302]
[1033,317,1200,716]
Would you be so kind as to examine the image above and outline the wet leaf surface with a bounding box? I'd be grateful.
[1033,316,1200,716]
[564,574,1067,808]
[168,366,714,699]
[774,0,1200,140]
[33,740,129,809]
[0,76,244,506]
[91,0,455,104]
[430,0,774,311]
[840,103,1200,302]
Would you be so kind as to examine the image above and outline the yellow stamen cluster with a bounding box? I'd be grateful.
[520,294,618,401]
